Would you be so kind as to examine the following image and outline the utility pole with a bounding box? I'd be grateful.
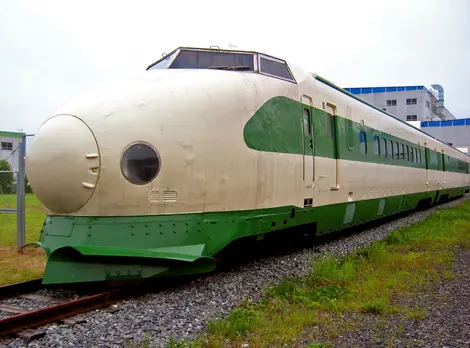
[16,135,26,251]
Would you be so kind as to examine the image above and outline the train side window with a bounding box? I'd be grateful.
[388,140,393,158]
[418,149,422,164]
[374,136,380,156]
[360,131,367,155]
[401,144,405,160]
[406,145,409,162]
[259,55,296,83]
[395,142,399,160]
[303,108,311,136]
[415,148,418,164]
[382,138,387,157]
[327,113,333,139]
[410,147,414,163]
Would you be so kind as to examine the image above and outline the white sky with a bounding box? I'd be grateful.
[1,0,469,134]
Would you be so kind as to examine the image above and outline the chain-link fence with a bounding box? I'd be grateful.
[0,134,39,251]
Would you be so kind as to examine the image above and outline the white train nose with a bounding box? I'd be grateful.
[26,115,100,214]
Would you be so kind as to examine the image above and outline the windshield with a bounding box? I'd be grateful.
[146,48,295,83]
[168,50,254,71]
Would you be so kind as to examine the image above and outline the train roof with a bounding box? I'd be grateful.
[146,46,468,159]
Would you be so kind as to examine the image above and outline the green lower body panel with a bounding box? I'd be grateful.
[42,245,216,284]
[38,187,469,284]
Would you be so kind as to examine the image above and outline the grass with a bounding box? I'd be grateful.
[169,198,470,348]
[0,193,46,285]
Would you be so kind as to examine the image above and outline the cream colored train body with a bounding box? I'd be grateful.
[26,47,470,284]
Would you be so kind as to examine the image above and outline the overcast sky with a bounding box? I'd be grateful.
[1,0,469,134]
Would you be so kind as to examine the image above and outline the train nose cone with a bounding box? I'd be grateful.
[26,115,100,214]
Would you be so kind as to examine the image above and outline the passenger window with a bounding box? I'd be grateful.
[395,142,399,160]
[388,140,393,158]
[303,108,311,136]
[374,136,380,156]
[415,148,418,163]
[406,146,409,162]
[360,131,367,155]
[401,144,405,160]
[382,138,387,157]
[410,147,414,163]
[418,149,422,164]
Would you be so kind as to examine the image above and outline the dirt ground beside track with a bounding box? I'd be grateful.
[304,248,470,348]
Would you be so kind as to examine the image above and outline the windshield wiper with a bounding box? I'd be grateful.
[208,65,231,70]
[207,65,252,71]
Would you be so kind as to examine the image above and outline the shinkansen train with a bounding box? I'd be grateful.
[26,46,470,284]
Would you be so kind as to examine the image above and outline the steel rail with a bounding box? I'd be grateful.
[0,279,43,299]
[0,286,137,337]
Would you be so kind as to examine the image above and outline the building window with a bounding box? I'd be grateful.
[406,98,417,105]
[406,115,418,121]
[360,132,367,155]
[426,100,430,109]
[374,136,380,156]
[1,142,13,150]
[386,99,397,106]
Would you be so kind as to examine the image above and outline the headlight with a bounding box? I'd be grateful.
[121,143,161,185]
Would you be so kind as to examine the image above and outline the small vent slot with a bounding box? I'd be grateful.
[304,198,313,207]
[162,190,178,204]
[148,190,160,204]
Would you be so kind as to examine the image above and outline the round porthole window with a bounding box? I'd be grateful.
[121,143,161,185]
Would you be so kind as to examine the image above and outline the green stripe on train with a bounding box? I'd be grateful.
[243,96,468,174]
[38,186,468,283]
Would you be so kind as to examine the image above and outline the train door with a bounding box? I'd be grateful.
[441,151,446,185]
[467,163,470,183]
[424,144,430,188]
[326,103,339,190]
[301,95,314,205]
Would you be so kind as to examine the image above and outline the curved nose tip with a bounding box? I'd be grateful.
[26,115,100,214]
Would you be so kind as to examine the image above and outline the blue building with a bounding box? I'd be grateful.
[419,118,470,154]
[344,84,455,122]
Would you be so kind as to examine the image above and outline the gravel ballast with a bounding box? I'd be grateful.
[1,196,469,348]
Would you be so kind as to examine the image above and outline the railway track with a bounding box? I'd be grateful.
[0,279,143,342]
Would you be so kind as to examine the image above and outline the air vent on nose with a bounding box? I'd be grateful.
[148,190,178,204]
[162,190,178,203]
